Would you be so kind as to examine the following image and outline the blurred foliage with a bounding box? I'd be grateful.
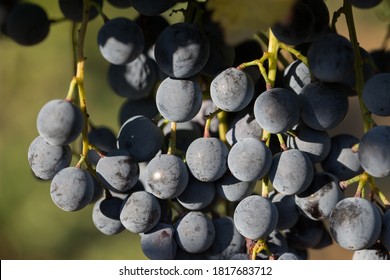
[0,0,389,260]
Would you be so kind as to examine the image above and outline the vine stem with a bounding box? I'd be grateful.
[203,109,222,138]
[75,0,91,168]
[167,122,177,155]
[266,29,279,88]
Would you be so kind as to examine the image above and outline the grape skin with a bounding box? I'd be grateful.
[329,197,382,250]
[98,17,144,65]
[59,0,103,22]
[185,137,229,182]
[92,197,125,236]
[174,211,215,254]
[254,88,300,134]
[118,97,158,125]
[28,136,72,180]
[358,125,390,178]
[283,60,311,94]
[50,167,94,212]
[210,67,254,112]
[140,223,177,260]
[177,177,215,210]
[271,193,299,230]
[352,244,389,260]
[233,195,278,240]
[216,172,256,202]
[227,138,272,182]
[362,73,390,116]
[225,109,262,146]
[144,154,189,199]
[154,22,210,78]
[120,191,161,233]
[381,210,390,251]
[129,0,177,16]
[36,99,84,146]
[156,77,203,123]
[346,0,383,9]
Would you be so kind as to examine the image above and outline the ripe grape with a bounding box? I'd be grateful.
[92,197,125,235]
[346,0,383,9]
[59,0,103,22]
[381,210,390,251]
[140,223,177,260]
[177,177,215,210]
[362,73,390,116]
[271,193,299,230]
[216,172,256,202]
[129,0,177,16]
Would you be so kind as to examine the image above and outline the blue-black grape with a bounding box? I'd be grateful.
[216,172,256,202]
[352,244,389,260]
[295,172,344,221]
[120,191,161,233]
[5,2,50,46]
[59,0,103,22]
[285,215,325,250]
[28,136,72,180]
[50,167,94,211]
[228,138,272,182]
[163,121,202,154]
[144,154,188,199]
[177,177,215,210]
[358,125,390,178]
[108,54,158,99]
[117,115,164,162]
[329,197,382,250]
[381,210,390,251]
[321,134,363,180]
[119,97,158,125]
[96,149,139,193]
[98,17,144,65]
[283,60,311,94]
[271,193,300,230]
[186,137,229,182]
[299,82,349,131]
[129,0,176,16]
[156,77,202,123]
[210,67,254,112]
[37,99,84,146]
[154,22,210,78]
[174,211,215,253]
[92,196,125,235]
[308,33,354,82]
[106,0,132,8]
[87,126,117,165]
[301,0,330,41]
[141,223,177,260]
[254,88,300,134]
[268,149,314,195]
[233,195,278,240]
[362,73,390,116]
[346,0,383,9]
[135,15,170,51]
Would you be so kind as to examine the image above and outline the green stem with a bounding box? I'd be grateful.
[217,111,228,145]
[279,42,308,67]
[204,109,222,138]
[167,122,177,155]
[266,29,279,88]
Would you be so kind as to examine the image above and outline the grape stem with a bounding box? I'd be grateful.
[167,122,177,155]
[203,108,222,138]
[217,111,228,145]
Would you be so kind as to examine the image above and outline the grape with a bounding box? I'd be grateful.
[277,252,302,260]
[225,109,263,146]
[154,22,210,78]
[186,137,229,182]
[177,177,215,210]
[271,2,315,46]
[192,99,219,134]
[301,0,330,40]
[28,136,72,180]
[329,197,382,250]
[257,230,289,259]
[129,0,177,16]
[96,149,139,193]
[216,172,256,202]
[234,40,262,82]
[233,195,278,240]
[106,0,132,8]
[207,217,245,260]
[321,134,363,180]
[381,210,390,251]
[271,193,299,230]
[253,88,300,134]
[135,15,170,51]
[174,211,215,253]
[308,33,354,82]
[163,121,202,153]
[283,60,311,94]
[268,149,314,195]
[299,82,349,131]
[140,223,177,260]
[210,67,254,112]
[362,73,390,116]
[285,216,325,250]
[358,125,390,178]
[228,138,272,182]
[287,124,331,163]
[156,77,202,123]
[117,115,164,162]
[50,167,94,212]
[92,197,125,235]
[119,97,158,125]
[346,0,383,9]
[108,54,158,99]
[120,191,161,233]
[5,2,50,46]
[144,154,188,199]
[295,172,344,221]
[87,126,117,165]
[98,17,144,65]
[352,244,389,260]
[59,0,103,22]
[36,99,84,146]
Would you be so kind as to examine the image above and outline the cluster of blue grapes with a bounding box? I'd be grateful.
[4,0,387,260]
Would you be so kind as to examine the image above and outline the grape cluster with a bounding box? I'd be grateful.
[6,0,388,260]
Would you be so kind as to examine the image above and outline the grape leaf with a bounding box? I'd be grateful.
[206,0,295,45]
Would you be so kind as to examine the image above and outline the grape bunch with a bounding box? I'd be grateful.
[2,0,387,260]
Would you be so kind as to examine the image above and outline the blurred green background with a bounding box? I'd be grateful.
[0,0,389,260]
